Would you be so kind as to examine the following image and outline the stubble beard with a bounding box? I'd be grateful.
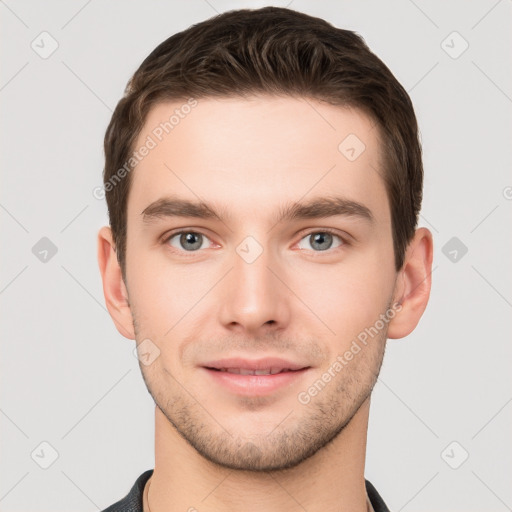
[134,314,387,473]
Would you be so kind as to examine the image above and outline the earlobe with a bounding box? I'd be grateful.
[97,226,135,340]
[387,227,434,339]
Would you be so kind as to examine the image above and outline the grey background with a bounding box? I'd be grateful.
[1,1,511,511]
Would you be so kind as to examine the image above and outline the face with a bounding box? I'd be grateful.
[123,95,399,471]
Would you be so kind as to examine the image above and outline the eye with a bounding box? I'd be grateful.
[165,231,213,252]
[296,230,346,252]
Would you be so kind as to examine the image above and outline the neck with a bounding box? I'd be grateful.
[145,399,371,512]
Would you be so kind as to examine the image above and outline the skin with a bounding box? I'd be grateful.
[98,95,433,512]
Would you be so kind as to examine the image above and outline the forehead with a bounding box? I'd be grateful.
[127,95,389,227]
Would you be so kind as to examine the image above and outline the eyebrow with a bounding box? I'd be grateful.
[141,195,374,225]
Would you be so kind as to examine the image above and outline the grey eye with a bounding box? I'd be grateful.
[168,232,208,251]
[310,232,332,251]
[297,232,343,252]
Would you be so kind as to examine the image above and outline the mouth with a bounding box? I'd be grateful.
[200,357,311,396]
[205,367,303,375]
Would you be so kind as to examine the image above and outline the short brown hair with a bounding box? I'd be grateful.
[103,6,423,280]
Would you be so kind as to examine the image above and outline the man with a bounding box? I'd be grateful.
[97,6,433,512]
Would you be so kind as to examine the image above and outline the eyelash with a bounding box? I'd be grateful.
[161,228,350,256]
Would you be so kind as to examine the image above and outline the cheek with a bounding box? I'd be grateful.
[127,247,215,331]
[286,253,395,341]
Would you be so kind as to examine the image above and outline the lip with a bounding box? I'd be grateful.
[200,357,311,396]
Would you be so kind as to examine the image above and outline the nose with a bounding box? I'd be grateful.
[217,241,291,335]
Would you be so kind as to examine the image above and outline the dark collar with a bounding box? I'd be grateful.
[101,469,390,512]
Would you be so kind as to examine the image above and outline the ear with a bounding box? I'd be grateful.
[387,227,434,339]
[97,226,135,339]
